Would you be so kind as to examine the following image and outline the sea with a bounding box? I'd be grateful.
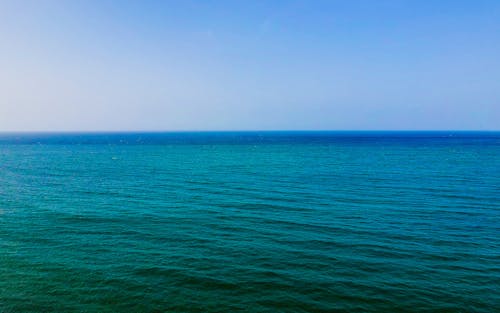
[0,131,498,312]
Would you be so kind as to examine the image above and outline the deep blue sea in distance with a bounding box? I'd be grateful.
[0,131,498,312]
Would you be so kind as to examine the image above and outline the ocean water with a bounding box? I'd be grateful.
[0,132,498,312]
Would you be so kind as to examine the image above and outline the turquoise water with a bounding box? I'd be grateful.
[0,132,499,312]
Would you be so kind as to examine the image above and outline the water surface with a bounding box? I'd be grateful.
[0,132,499,312]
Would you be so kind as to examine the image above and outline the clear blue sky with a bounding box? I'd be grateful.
[1,0,499,131]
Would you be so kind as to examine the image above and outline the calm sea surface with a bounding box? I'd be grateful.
[0,132,499,312]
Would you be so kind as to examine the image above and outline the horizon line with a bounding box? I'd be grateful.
[0,130,499,134]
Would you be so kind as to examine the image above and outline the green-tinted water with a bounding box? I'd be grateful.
[0,132,499,312]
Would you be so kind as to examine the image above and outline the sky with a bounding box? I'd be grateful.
[0,0,499,131]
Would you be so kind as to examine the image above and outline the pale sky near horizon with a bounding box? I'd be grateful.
[1,0,499,131]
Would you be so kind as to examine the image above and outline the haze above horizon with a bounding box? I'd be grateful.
[1,0,499,131]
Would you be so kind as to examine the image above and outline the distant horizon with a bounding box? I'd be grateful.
[1,129,499,134]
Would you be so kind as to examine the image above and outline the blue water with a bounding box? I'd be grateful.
[0,132,499,312]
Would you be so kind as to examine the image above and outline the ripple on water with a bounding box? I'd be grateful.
[0,132,499,312]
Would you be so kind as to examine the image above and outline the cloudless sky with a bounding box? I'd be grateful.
[1,0,499,131]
